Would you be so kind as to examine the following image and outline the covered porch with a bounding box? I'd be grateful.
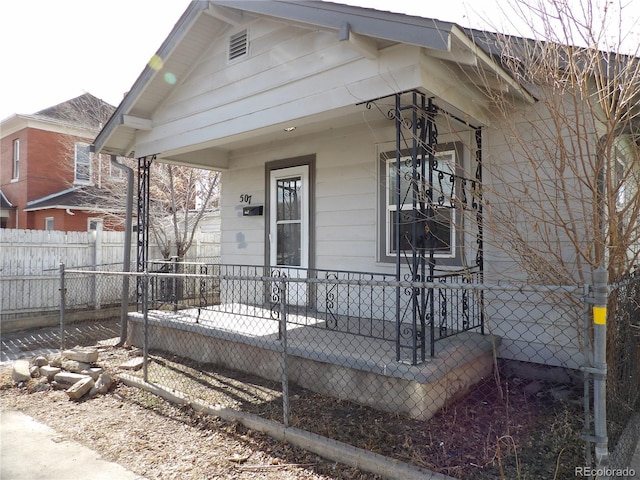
[127,262,495,420]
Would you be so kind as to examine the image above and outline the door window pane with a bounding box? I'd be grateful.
[277,223,301,266]
[277,177,301,221]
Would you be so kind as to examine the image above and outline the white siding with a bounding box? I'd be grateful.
[221,122,385,273]
[135,19,422,157]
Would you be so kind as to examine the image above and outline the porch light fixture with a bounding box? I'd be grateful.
[283,126,296,132]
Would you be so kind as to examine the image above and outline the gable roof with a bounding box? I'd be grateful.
[35,93,115,130]
[94,1,534,158]
[1,93,116,139]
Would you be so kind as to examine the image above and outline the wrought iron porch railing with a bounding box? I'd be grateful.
[144,261,484,363]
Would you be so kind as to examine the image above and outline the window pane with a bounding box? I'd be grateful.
[277,223,301,266]
[277,177,301,221]
[388,153,455,207]
[389,208,452,254]
[432,153,455,202]
[388,161,413,206]
[12,140,19,179]
[75,143,91,182]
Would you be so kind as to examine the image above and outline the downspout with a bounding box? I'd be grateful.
[110,155,134,346]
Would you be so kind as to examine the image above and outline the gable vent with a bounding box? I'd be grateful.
[229,30,248,61]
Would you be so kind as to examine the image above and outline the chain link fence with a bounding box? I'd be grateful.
[57,262,636,479]
[607,269,640,475]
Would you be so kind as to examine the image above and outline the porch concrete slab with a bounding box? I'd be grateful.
[130,304,496,383]
[127,304,497,419]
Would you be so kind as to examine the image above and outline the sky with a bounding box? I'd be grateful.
[1,0,638,122]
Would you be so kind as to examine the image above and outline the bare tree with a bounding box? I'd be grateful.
[469,0,640,285]
[464,0,640,418]
[148,163,220,261]
[53,94,220,261]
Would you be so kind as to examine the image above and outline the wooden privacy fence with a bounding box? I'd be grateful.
[0,229,220,322]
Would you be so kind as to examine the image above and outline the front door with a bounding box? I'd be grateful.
[269,165,309,305]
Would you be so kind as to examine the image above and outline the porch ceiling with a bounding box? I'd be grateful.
[159,103,373,169]
[157,87,482,171]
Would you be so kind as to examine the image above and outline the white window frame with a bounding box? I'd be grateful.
[74,142,92,184]
[615,157,627,212]
[269,165,309,269]
[88,217,103,232]
[12,139,19,180]
[45,217,54,231]
[384,150,457,259]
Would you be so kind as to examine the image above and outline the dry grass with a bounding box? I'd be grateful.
[1,332,586,480]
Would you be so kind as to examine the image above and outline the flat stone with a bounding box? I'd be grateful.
[50,356,63,368]
[120,357,144,371]
[53,372,92,389]
[62,360,92,374]
[33,356,48,367]
[39,365,62,380]
[66,377,95,400]
[89,372,114,397]
[31,377,51,393]
[62,348,99,364]
[82,367,104,381]
[29,366,40,378]
[12,360,31,383]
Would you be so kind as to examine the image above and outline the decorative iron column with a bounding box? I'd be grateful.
[473,128,485,335]
[136,155,154,304]
[361,89,484,364]
[393,91,435,364]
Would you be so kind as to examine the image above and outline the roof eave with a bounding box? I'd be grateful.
[94,0,210,155]
[450,26,536,105]
[213,0,454,50]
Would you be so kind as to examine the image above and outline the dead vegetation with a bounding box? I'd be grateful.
[1,339,586,480]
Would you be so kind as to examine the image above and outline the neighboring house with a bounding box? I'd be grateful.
[0,93,124,232]
[94,2,638,369]
[0,190,15,229]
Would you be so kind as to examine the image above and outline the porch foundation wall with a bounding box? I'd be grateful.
[126,315,494,420]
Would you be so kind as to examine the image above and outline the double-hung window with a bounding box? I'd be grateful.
[12,139,19,180]
[381,148,458,263]
[74,142,92,184]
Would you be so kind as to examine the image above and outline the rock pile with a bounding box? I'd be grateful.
[11,346,114,400]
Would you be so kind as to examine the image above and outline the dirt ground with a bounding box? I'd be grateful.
[0,367,380,480]
[0,332,586,480]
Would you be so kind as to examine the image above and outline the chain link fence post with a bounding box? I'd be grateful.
[59,262,66,351]
[279,278,290,427]
[143,269,150,382]
[172,255,179,313]
[593,266,609,469]
[582,283,593,469]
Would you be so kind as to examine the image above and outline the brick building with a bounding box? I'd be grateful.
[0,93,125,231]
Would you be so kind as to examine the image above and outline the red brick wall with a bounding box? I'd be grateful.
[1,126,93,230]
[1,128,27,228]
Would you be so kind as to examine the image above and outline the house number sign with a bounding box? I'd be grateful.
[239,194,252,204]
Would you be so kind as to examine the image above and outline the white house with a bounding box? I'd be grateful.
[94,1,637,374]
